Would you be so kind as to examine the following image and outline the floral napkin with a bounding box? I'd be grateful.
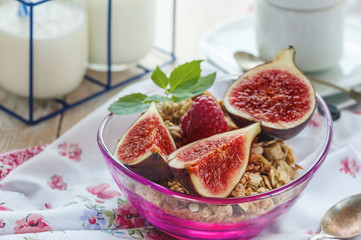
[1,64,361,240]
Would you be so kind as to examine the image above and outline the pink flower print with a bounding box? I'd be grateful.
[47,175,67,190]
[44,203,52,209]
[0,145,46,180]
[14,214,52,234]
[0,203,12,211]
[58,142,82,161]
[0,161,12,179]
[80,209,106,230]
[306,229,320,235]
[340,157,360,177]
[113,202,145,228]
[0,219,5,228]
[87,183,121,199]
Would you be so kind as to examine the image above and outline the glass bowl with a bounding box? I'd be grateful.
[97,79,332,239]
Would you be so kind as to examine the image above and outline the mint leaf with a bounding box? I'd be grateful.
[151,66,169,89]
[171,79,196,102]
[108,60,217,115]
[172,93,193,103]
[144,94,172,103]
[108,93,150,115]
[169,60,202,91]
[188,72,216,96]
[171,72,216,102]
[171,78,198,96]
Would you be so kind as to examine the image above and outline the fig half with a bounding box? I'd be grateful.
[114,102,176,182]
[168,123,260,198]
[224,47,316,140]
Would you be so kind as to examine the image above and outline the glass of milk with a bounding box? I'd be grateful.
[255,0,346,72]
[0,0,87,98]
[87,0,156,72]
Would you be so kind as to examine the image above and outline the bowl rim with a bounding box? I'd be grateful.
[97,94,333,205]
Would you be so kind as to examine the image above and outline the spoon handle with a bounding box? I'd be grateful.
[307,231,337,240]
[308,76,350,94]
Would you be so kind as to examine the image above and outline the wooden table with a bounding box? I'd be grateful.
[0,0,253,153]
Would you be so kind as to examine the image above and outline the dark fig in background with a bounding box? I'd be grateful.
[168,123,260,198]
[224,47,316,140]
[114,102,176,182]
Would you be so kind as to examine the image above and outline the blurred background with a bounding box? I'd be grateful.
[0,0,253,152]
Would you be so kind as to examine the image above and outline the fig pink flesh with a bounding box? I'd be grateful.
[168,123,261,197]
[228,69,312,123]
[177,135,245,195]
[191,138,245,195]
[116,112,176,164]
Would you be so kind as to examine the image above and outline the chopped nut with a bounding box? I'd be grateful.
[269,168,278,188]
[245,187,253,196]
[249,154,272,174]
[188,203,200,212]
[263,142,285,161]
[165,120,183,140]
[249,173,263,187]
[257,187,270,193]
[251,143,263,155]
[168,178,189,194]
[200,207,212,218]
[158,99,193,125]
[230,183,246,197]
[238,203,250,212]
[262,175,273,189]
[212,205,233,220]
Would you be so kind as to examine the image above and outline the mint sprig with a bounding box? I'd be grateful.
[108,60,216,115]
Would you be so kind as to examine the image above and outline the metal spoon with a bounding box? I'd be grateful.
[234,51,361,102]
[308,193,361,240]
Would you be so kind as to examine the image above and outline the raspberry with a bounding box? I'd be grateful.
[181,95,228,142]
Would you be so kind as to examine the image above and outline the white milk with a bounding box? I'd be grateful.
[0,0,87,98]
[87,0,155,71]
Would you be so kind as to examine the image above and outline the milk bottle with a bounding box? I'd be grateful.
[87,0,155,71]
[0,0,87,98]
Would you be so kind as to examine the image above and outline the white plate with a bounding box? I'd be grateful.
[200,16,361,98]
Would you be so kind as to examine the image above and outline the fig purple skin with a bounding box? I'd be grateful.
[167,123,261,198]
[114,102,176,182]
[126,152,173,182]
[223,47,316,141]
[227,112,311,141]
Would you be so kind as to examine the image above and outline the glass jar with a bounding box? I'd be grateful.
[0,0,87,98]
[255,0,346,72]
[87,0,156,72]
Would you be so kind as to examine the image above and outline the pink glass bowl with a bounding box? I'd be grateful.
[97,94,332,240]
